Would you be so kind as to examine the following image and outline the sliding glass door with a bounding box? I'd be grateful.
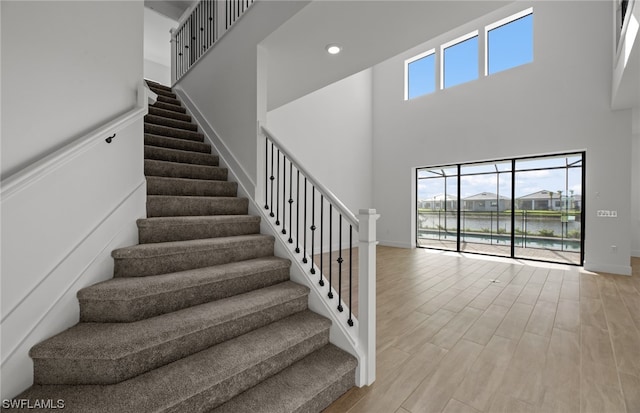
[513,155,583,263]
[416,152,584,265]
[459,161,513,257]
[416,166,458,251]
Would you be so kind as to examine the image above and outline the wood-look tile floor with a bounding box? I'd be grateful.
[324,247,640,413]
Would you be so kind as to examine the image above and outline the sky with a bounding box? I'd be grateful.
[417,157,583,202]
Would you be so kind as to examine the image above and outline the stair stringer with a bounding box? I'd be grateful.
[173,86,366,387]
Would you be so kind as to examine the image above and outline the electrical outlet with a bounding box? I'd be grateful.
[597,210,617,218]
[611,210,617,217]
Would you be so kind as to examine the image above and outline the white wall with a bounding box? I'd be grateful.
[371,1,633,274]
[0,0,145,398]
[267,69,373,215]
[144,7,176,85]
[1,1,143,180]
[0,126,146,397]
[632,108,640,257]
[175,0,310,194]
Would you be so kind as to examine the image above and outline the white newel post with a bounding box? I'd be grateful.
[358,208,379,386]
[170,28,177,86]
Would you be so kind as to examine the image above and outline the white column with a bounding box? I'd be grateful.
[358,208,379,386]
[170,28,177,85]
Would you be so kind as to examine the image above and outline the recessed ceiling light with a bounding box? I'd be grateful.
[326,44,342,55]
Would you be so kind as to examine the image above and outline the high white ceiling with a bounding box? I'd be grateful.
[262,0,511,110]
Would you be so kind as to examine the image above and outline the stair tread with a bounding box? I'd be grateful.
[151,101,187,113]
[144,144,217,157]
[113,231,266,277]
[79,256,290,301]
[212,344,357,413]
[144,133,211,153]
[156,94,182,106]
[148,88,177,99]
[146,177,238,198]
[112,234,271,259]
[144,123,204,141]
[145,176,235,186]
[144,145,219,166]
[145,80,172,92]
[33,281,308,359]
[145,114,198,131]
[137,213,257,243]
[145,159,224,170]
[144,159,228,181]
[137,214,260,229]
[148,106,192,122]
[19,311,330,412]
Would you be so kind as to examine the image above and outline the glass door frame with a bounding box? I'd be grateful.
[415,151,586,266]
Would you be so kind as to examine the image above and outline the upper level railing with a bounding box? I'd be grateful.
[616,0,636,50]
[260,126,378,386]
[171,0,255,84]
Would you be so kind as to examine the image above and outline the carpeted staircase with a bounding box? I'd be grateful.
[9,80,357,412]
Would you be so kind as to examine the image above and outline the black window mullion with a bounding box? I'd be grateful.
[456,164,461,252]
[511,158,516,258]
[580,152,586,265]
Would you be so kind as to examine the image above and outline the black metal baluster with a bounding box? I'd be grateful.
[328,205,333,299]
[264,138,269,211]
[302,178,308,264]
[337,214,343,312]
[275,150,280,225]
[348,225,354,326]
[269,142,274,217]
[310,186,316,274]
[281,156,287,234]
[295,170,300,253]
[319,196,324,286]
[288,162,293,243]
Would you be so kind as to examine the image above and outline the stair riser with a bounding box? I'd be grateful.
[146,197,248,218]
[113,238,273,277]
[146,177,237,198]
[144,134,211,154]
[144,124,204,142]
[145,80,173,93]
[34,296,309,385]
[144,146,219,166]
[156,94,182,106]
[212,345,357,413]
[297,370,356,413]
[138,218,257,243]
[15,312,332,412]
[148,88,177,99]
[164,330,330,413]
[79,267,291,322]
[148,106,192,122]
[144,160,227,181]
[144,115,198,132]
[151,101,187,114]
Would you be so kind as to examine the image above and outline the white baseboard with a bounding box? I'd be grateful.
[583,260,633,276]
[378,240,412,249]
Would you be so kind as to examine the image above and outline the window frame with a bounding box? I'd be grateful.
[404,48,436,101]
[484,7,534,76]
[415,150,585,266]
[440,30,479,90]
